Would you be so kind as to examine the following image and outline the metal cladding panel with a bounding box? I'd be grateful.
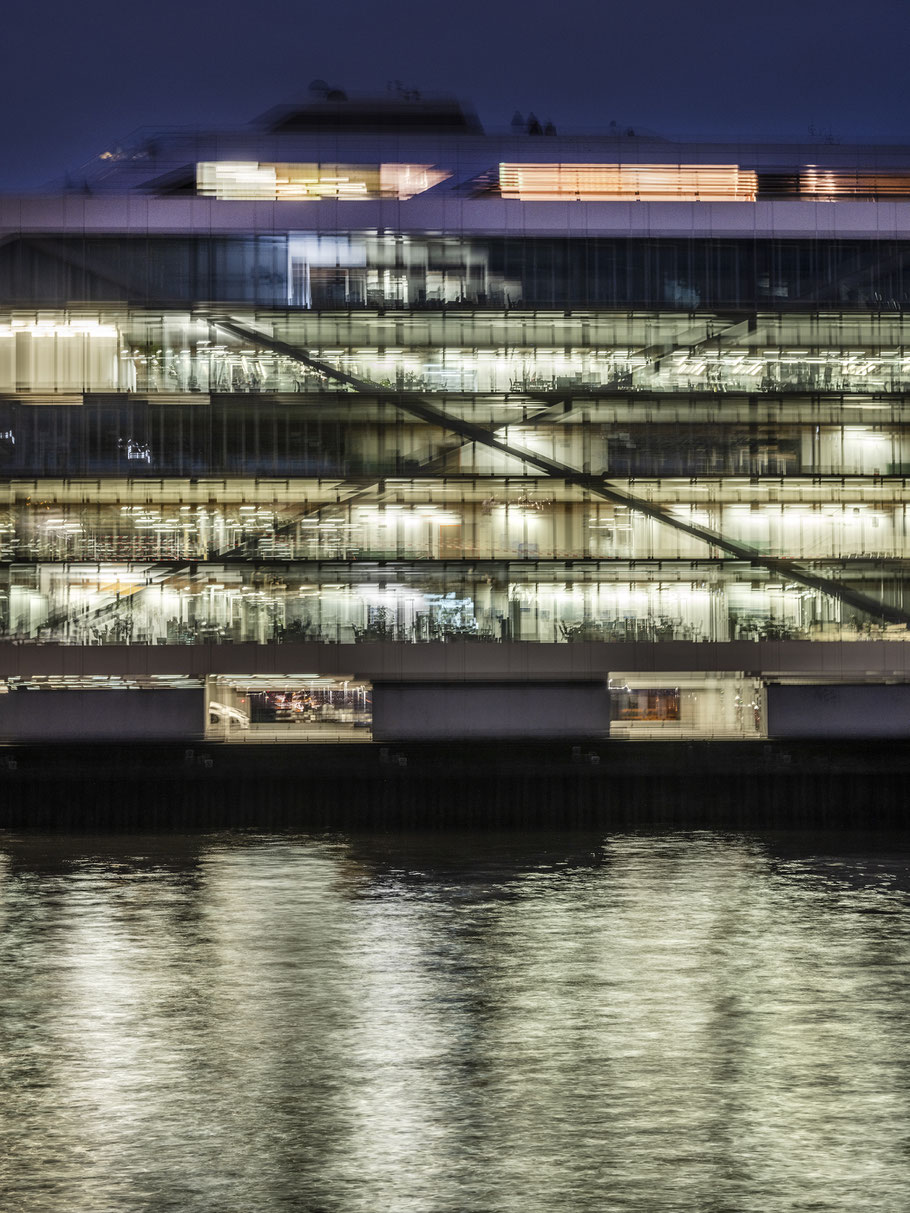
[371,681,610,741]
[0,690,205,742]
[3,195,910,240]
[766,684,910,739]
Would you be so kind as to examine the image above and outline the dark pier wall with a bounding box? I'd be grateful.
[0,742,908,831]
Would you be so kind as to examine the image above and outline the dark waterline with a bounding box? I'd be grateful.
[2,828,910,1211]
[6,742,910,832]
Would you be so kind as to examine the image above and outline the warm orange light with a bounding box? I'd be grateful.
[498,163,758,201]
[197,162,450,201]
[799,169,910,198]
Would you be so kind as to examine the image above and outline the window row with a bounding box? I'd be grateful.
[9,236,910,309]
[11,328,910,396]
[2,405,910,477]
[0,562,902,646]
[3,500,910,563]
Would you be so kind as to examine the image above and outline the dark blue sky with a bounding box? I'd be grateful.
[2,0,909,188]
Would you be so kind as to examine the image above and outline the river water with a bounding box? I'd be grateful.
[1,829,910,1212]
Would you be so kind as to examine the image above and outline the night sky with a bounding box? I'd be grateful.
[1,0,909,189]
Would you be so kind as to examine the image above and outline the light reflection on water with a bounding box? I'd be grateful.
[1,829,910,1211]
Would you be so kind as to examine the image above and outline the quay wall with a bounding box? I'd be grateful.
[0,742,907,831]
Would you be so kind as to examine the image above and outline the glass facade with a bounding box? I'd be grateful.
[7,103,910,740]
[9,235,910,311]
[1,305,910,651]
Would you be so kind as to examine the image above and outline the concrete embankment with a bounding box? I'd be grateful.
[0,742,908,830]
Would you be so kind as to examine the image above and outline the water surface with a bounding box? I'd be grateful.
[1,829,909,1211]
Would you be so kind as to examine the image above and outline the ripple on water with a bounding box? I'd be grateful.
[1,827,909,1212]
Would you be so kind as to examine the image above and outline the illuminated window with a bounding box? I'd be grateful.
[196,162,450,201]
[498,163,758,201]
[613,689,681,721]
[797,169,910,198]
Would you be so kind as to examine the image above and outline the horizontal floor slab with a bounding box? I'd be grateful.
[4,639,910,680]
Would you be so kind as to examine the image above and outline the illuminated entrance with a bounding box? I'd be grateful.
[206,675,371,742]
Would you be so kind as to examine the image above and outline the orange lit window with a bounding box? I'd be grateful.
[616,689,681,721]
[498,163,757,201]
[798,169,910,198]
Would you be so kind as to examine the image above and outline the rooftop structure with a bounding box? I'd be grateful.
[5,92,910,743]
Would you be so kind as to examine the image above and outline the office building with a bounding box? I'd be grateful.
[3,87,910,740]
